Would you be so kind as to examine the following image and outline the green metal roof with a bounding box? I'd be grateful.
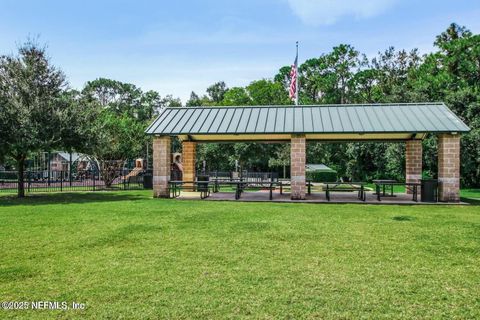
[146,103,470,136]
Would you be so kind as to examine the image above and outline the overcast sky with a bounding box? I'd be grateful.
[1,0,479,102]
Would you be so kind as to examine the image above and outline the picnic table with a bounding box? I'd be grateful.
[169,180,212,199]
[372,179,397,197]
[170,179,314,200]
[211,179,284,200]
[373,182,421,202]
[271,179,313,196]
[324,182,366,201]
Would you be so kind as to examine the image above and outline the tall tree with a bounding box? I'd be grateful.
[139,90,162,122]
[273,66,292,92]
[206,81,228,104]
[186,91,202,107]
[412,23,480,186]
[88,110,146,187]
[57,89,100,155]
[0,41,68,197]
[327,44,363,104]
[246,79,289,105]
[82,78,143,118]
[222,87,251,105]
[370,47,422,102]
[160,94,182,109]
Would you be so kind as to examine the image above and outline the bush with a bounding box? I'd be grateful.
[0,171,17,180]
[306,170,337,182]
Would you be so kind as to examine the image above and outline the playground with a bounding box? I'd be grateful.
[0,157,151,193]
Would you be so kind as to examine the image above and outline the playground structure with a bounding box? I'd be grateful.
[0,154,152,193]
[17,151,98,181]
[123,158,147,184]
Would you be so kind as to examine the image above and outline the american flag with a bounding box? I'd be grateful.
[289,43,298,105]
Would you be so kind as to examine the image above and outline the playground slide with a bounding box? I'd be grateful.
[124,167,143,179]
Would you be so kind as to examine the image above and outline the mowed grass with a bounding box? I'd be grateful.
[0,191,480,319]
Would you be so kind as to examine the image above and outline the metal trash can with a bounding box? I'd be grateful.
[196,175,210,192]
[143,174,153,189]
[421,179,438,202]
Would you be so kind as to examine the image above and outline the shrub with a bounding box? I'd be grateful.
[306,170,337,182]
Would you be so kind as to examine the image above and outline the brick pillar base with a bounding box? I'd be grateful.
[406,140,422,194]
[438,134,460,202]
[290,135,306,200]
[153,136,171,198]
[182,141,196,190]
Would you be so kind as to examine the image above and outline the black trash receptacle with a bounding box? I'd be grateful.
[421,179,438,202]
[143,173,153,189]
[196,175,210,192]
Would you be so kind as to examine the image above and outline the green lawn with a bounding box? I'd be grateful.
[1,190,480,319]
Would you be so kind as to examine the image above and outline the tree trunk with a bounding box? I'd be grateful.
[17,157,25,198]
[99,160,124,188]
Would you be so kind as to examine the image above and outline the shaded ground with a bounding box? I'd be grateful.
[0,190,479,319]
[177,190,468,204]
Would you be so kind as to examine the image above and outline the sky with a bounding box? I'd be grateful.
[1,0,479,102]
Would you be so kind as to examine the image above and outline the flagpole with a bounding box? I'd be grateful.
[295,41,299,106]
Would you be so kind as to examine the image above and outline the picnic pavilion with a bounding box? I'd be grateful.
[146,103,470,203]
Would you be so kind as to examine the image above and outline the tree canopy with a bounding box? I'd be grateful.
[191,23,479,186]
[0,41,73,196]
[0,43,183,196]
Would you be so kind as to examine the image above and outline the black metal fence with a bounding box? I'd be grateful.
[0,169,152,193]
[197,171,279,182]
[1,169,278,194]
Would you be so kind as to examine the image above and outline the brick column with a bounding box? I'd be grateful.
[182,141,196,190]
[153,136,171,198]
[438,134,460,202]
[405,140,422,194]
[290,135,306,200]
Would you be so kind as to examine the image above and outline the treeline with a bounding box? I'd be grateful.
[185,23,480,187]
[1,23,479,198]
[0,42,180,196]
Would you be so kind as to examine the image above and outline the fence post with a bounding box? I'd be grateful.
[93,171,96,191]
[69,152,73,187]
[27,171,31,193]
[60,171,63,192]
[47,152,51,186]
[123,169,127,190]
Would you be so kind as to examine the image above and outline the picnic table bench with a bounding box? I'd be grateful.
[324,182,366,201]
[212,179,285,200]
[169,180,213,199]
[274,180,314,194]
[169,179,314,200]
[374,182,421,202]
